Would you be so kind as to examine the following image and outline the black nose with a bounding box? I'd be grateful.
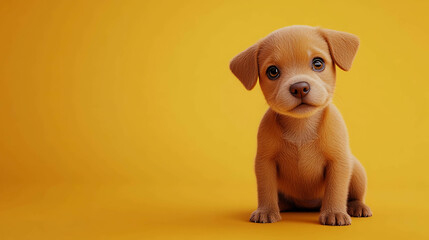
[289,81,310,98]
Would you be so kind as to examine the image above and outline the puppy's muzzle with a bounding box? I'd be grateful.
[289,81,310,98]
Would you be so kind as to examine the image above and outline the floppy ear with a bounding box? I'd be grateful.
[229,43,259,90]
[319,28,359,71]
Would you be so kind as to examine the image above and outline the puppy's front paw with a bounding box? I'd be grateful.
[347,200,372,217]
[319,211,351,226]
[250,209,281,223]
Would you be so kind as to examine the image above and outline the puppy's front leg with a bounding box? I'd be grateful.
[319,159,352,226]
[250,156,281,223]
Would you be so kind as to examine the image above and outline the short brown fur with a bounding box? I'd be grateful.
[230,26,372,226]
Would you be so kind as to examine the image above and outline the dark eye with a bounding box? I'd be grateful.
[312,57,325,72]
[266,66,280,80]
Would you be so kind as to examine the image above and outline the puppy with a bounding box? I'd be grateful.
[230,25,372,226]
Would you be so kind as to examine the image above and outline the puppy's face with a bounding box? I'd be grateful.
[230,26,359,118]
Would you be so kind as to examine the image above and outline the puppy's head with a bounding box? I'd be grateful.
[230,25,359,118]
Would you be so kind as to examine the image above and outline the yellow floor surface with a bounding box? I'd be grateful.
[0,183,427,239]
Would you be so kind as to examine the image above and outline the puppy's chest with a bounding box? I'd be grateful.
[276,141,326,183]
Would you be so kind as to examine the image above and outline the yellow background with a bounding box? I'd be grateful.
[0,0,428,239]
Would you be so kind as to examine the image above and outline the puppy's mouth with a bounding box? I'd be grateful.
[291,102,317,111]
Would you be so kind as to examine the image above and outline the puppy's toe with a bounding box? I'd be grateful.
[347,200,373,217]
[250,209,281,223]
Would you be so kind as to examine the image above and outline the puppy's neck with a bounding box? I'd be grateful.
[275,108,325,146]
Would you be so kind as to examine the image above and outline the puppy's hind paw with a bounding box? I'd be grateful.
[319,211,351,226]
[347,200,372,217]
[249,209,281,223]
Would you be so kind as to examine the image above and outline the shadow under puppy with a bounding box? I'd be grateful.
[229,25,372,226]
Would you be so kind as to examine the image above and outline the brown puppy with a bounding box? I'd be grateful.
[230,25,372,226]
